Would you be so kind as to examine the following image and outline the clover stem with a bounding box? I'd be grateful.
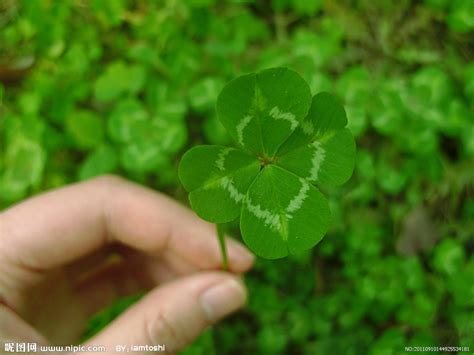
[216,223,229,270]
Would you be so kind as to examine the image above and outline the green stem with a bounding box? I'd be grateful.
[216,223,229,271]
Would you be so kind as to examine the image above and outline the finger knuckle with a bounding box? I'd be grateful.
[146,311,188,352]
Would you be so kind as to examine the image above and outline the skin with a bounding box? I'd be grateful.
[0,175,255,354]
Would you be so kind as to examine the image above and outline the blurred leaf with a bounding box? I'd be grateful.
[292,29,342,68]
[0,138,45,200]
[152,118,187,154]
[447,0,474,32]
[376,161,407,195]
[336,66,371,105]
[203,115,232,145]
[121,141,167,174]
[146,81,187,122]
[432,238,465,276]
[66,110,104,149]
[293,0,322,16]
[107,98,148,143]
[182,329,216,354]
[371,78,407,135]
[464,63,474,104]
[94,61,145,102]
[189,77,224,112]
[91,0,127,27]
[79,145,118,180]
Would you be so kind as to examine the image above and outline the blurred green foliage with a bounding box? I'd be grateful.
[0,0,473,353]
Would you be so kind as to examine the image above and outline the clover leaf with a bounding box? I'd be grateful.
[180,146,261,223]
[179,67,356,260]
[216,67,312,157]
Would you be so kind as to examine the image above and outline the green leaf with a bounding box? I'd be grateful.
[277,128,356,187]
[3,114,45,144]
[290,29,342,68]
[178,67,355,259]
[216,68,312,157]
[179,145,260,223]
[18,91,42,115]
[277,92,347,154]
[447,0,474,33]
[146,81,187,122]
[91,0,126,27]
[203,115,232,145]
[66,110,104,149]
[152,118,187,154]
[107,99,148,143]
[178,68,356,259]
[310,92,348,133]
[189,77,224,112]
[121,142,167,174]
[464,63,474,104]
[0,138,45,200]
[376,161,408,195]
[94,61,145,103]
[432,238,465,276]
[240,165,330,259]
[293,0,322,16]
[371,78,407,135]
[79,145,118,180]
[336,65,371,105]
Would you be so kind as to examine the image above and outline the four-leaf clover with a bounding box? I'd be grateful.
[179,68,356,259]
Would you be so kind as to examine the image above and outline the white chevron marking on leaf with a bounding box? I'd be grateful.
[246,178,310,233]
[269,106,298,130]
[221,176,245,202]
[300,120,314,135]
[287,178,310,215]
[308,141,325,181]
[215,148,230,171]
[236,115,252,145]
[246,197,281,231]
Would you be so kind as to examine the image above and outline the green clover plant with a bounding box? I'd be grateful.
[178,68,356,261]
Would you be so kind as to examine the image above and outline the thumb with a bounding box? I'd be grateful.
[82,272,247,354]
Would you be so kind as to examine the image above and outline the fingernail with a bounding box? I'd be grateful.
[200,278,247,322]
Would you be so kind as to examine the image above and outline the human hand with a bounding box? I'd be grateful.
[0,176,254,354]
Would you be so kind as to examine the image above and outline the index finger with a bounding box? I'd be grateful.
[0,175,254,274]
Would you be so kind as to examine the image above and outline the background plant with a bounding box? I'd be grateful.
[0,0,473,353]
